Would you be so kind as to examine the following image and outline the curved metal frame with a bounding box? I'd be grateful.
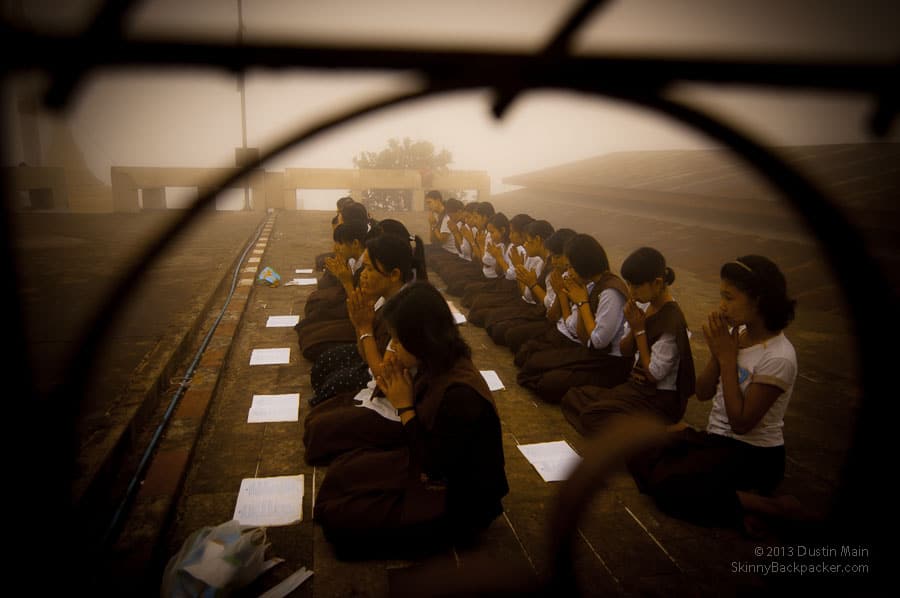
[2,0,897,588]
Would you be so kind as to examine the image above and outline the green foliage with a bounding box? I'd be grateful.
[352,137,453,210]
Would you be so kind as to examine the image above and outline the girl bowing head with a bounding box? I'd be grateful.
[314,282,509,559]
[561,246,695,434]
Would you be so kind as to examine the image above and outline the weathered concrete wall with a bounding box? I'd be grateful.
[111,167,266,212]
[37,166,490,212]
[4,166,69,210]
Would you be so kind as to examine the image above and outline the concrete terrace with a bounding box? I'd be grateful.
[95,204,876,596]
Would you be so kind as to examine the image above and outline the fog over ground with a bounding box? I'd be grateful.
[3,0,898,208]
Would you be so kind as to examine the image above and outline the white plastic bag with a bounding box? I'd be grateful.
[161,520,281,597]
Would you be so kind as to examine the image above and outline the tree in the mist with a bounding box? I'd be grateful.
[352,137,453,210]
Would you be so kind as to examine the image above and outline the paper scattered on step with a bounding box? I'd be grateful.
[248,393,300,423]
[480,370,505,391]
[353,384,401,422]
[284,278,318,286]
[446,301,466,324]
[517,441,582,482]
[233,475,304,526]
[249,348,291,365]
[295,268,314,274]
[266,315,300,328]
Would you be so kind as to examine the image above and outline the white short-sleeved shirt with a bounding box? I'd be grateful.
[706,331,797,447]
[557,285,626,355]
[482,233,503,278]
[623,319,679,391]
[457,222,473,261]
[521,256,545,304]
[505,245,527,280]
[543,272,557,310]
[439,214,458,255]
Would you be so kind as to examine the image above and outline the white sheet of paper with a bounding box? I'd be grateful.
[446,301,467,324]
[353,384,401,422]
[266,315,300,328]
[295,268,314,274]
[517,441,582,482]
[249,347,291,365]
[284,278,318,286]
[248,393,300,423]
[480,370,505,391]
[233,475,304,526]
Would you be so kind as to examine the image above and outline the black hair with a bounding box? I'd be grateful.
[336,195,355,211]
[382,281,470,375]
[333,221,367,245]
[365,219,428,281]
[545,228,577,255]
[444,197,464,213]
[463,201,478,213]
[509,213,535,234]
[425,189,443,202]
[564,234,610,279]
[488,212,510,243]
[340,201,368,224]
[475,201,495,219]
[366,235,416,283]
[721,255,796,331]
[526,220,555,243]
[621,247,675,286]
[331,214,339,226]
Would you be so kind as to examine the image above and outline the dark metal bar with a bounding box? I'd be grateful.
[42,0,143,109]
[493,0,611,117]
[3,4,895,590]
[2,25,895,98]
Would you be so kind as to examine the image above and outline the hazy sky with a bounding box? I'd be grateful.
[3,0,898,207]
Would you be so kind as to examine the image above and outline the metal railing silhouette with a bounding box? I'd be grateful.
[2,0,896,591]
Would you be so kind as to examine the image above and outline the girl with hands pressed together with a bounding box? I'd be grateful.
[494,228,578,353]
[515,234,632,403]
[314,282,508,560]
[304,232,423,463]
[561,247,695,435]
[628,255,808,535]
[295,222,370,361]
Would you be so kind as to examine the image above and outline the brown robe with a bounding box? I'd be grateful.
[483,260,549,343]
[561,300,696,434]
[294,264,363,361]
[313,358,506,558]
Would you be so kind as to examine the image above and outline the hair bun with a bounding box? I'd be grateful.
[664,266,676,285]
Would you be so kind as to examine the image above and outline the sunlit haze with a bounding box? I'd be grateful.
[3,0,898,209]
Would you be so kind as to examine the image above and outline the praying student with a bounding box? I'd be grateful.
[315,195,355,272]
[427,197,465,275]
[424,189,448,258]
[449,208,509,300]
[317,200,370,290]
[561,247,695,435]
[295,222,367,361]
[445,202,496,296]
[304,234,423,463]
[463,213,535,322]
[482,220,557,346]
[515,234,632,403]
[308,227,424,401]
[627,255,807,536]
[500,228,577,354]
[314,282,508,560]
